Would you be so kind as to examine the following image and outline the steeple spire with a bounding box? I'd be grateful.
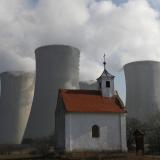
[103,54,106,70]
[97,54,115,97]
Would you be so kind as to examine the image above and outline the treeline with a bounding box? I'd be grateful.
[127,112,160,154]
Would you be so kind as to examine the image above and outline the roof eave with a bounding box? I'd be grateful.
[64,111,125,113]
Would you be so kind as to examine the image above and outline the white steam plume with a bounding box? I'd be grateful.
[0,0,160,81]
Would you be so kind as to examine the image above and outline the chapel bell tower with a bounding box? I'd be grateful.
[97,54,115,97]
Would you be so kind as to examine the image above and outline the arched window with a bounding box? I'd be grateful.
[92,125,100,138]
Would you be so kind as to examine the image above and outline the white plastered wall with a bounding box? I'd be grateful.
[65,113,127,152]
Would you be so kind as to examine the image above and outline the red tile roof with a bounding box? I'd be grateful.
[58,89,126,113]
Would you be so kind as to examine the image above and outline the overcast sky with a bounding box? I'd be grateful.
[0,0,160,101]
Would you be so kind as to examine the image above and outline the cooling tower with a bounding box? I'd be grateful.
[0,71,34,144]
[79,81,98,90]
[24,45,80,139]
[124,61,160,121]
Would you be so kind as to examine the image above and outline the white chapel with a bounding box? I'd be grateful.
[55,55,127,152]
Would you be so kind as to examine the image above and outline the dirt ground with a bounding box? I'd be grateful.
[127,153,160,160]
[0,152,160,160]
[53,152,160,160]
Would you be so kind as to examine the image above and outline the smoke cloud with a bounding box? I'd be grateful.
[0,0,160,81]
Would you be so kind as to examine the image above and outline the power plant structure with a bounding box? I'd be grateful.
[79,81,98,90]
[24,45,80,140]
[0,71,34,144]
[124,61,160,122]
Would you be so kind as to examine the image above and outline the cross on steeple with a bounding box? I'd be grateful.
[103,54,106,70]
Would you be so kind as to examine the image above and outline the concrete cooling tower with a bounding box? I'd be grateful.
[24,45,80,139]
[79,81,98,90]
[124,61,160,122]
[0,71,34,144]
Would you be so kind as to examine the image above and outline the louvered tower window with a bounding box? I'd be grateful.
[106,81,110,87]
